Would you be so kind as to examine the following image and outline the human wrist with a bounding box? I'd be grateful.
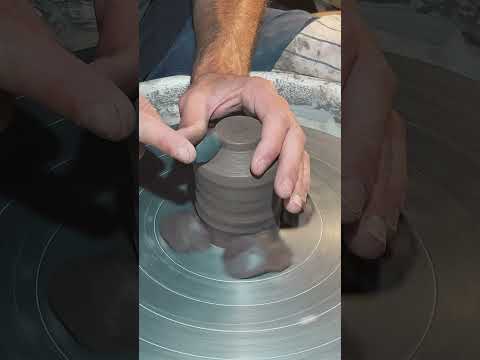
[192,38,250,83]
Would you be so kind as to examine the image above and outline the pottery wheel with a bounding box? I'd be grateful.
[138,126,341,359]
[0,106,136,360]
[343,55,480,359]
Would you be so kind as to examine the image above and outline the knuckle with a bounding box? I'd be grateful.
[250,77,276,92]
[153,130,173,153]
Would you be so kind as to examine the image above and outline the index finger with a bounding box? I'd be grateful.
[240,78,304,198]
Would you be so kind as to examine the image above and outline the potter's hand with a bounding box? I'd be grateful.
[138,95,196,162]
[343,111,407,259]
[342,0,407,258]
[0,0,136,141]
[178,73,309,214]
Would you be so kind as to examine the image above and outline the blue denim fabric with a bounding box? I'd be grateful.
[146,8,316,80]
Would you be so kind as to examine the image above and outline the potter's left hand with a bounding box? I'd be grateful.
[178,73,310,214]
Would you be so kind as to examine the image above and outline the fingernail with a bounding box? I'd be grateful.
[278,179,294,198]
[174,146,195,163]
[342,178,367,223]
[350,216,387,259]
[290,194,304,212]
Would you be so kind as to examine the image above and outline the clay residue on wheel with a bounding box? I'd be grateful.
[223,228,293,279]
[160,207,295,279]
[159,210,211,252]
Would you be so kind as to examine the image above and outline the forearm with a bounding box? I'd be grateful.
[192,0,266,81]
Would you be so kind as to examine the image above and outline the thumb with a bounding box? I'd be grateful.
[139,95,196,163]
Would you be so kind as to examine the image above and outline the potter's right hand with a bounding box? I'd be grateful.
[178,73,309,214]
[138,95,196,162]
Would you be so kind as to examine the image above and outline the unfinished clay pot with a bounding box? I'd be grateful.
[194,115,281,235]
[160,115,292,279]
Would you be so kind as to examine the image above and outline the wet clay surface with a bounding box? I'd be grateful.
[194,116,281,234]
